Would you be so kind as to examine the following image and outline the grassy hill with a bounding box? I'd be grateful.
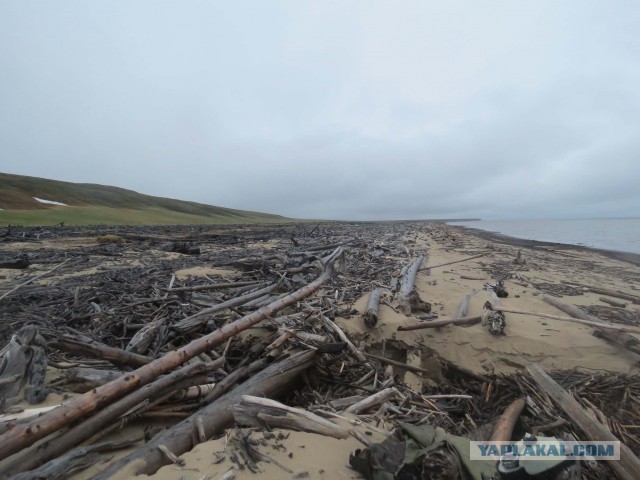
[0,172,289,226]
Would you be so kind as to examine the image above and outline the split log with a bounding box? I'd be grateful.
[397,316,482,331]
[231,395,349,439]
[0,359,223,478]
[490,398,526,441]
[362,288,382,327]
[542,295,640,356]
[0,247,343,463]
[527,363,640,480]
[399,255,425,316]
[490,304,640,334]
[93,350,317,478]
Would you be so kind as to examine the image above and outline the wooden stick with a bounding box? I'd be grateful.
[344,387,397,414]
[527,363,640,480]
[0,259,70,302]
[490,398,526,441]
[398,316,482,331]
[0,247,343,463]
[400,255,425,315]
[418,253,484,271]
[364,352,432,375]
[48,338,151,368]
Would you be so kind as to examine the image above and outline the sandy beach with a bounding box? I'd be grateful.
[0,221,638,479]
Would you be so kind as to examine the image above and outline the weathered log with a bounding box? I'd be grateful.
[231,395,349,439]
[561,282,640,304]
[490,304,640,334]
[0,359,223,478]
[599,297,626,308]
[542,295,640,356]
[362,288,382,327]
[455,289,479,319]
[344,387,397,414]
[164,280,260,293]
[12,438,140,480]
[48,337,150,368]
[93,350,317,478]
[63,367,124,392]
[0,325,47,405]
[0,247,343,463]
[490,398,526,442]
[0,254,29,269]
[527,363,640,480]
[399,255,425,316]
[397,316,482,331]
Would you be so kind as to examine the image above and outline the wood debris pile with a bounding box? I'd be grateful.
[0,222,639,479]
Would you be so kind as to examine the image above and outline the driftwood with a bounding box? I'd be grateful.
[418,253,485,271]
[0,247,343,463]
[599,297,627,308]
[12,438,140,480]
[0,254,29,269]
[490,304,640,334]
[344,387,397,414]
[527,363,640,480]
[0,359,223,478]
[397,315,482,331]
[48,337,150,368]
[542,295,640,356]
[399,255,425,316]
[93,350,317,478]
[164,280,260,293]
[0,325,48,405]
[231,395,349,439]
[561,282,640,305]
[455,289,479,319]
[490,397,526,441]
[362,288,382,327]
[0,259,69,302]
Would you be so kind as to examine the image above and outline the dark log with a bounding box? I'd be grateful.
[527,363,640,480]
[0,247,343,462]
[93,350,316,478]
[397,316,482,331]
[362,288,382,327]
[0,254,29,269]
[0,360,223,478]
[399,255,425,316]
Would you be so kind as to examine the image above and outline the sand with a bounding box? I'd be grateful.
[2,222,639,479]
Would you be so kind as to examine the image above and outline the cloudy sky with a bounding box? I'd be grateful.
[1,1,639,220]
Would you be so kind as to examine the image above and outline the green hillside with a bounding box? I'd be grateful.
[0,172,289,226]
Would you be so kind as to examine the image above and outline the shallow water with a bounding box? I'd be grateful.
[448,218,640,254]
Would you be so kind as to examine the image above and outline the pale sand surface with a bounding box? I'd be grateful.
[3,223,638,479]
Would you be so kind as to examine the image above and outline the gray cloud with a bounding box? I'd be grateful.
[1,0,639,220]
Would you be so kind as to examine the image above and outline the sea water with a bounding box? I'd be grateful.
[447,218,640,255]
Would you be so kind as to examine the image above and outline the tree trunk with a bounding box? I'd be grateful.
[362,288,382,327]
[399,255,425,316]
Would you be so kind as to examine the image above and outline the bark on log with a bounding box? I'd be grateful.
[490,398,526,442]
[0,359,223,478]
[362,288,382,328]
[93,350,317,478]
[0,247,343,463]
[399,255,425,316]
[527,363,640,480]
[397,316,482,331]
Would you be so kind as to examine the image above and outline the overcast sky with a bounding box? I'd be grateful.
[1,1,639,220]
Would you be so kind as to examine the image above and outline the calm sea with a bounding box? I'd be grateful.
[447,218,640,255]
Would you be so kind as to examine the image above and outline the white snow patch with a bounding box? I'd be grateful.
[33,197,68,206]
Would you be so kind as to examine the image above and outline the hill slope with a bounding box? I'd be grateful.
[0,172,289,226]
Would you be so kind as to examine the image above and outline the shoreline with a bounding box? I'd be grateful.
[450,224,640,267]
